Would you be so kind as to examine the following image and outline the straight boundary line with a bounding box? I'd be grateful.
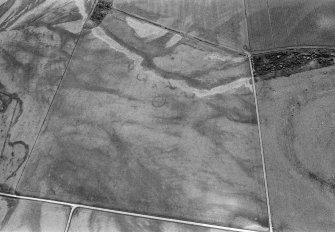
[13,0,100,192]
[64,206,77,232]
[112,7,246,56]
[247,53,273,232]
[243,3,272,230]
[250,45,335,55]
[2,2,275,232]
[0,192,261,232]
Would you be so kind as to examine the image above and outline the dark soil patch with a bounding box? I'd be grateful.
[0,92,12,113]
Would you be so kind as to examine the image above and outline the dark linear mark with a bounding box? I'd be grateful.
[280,100,335,196]
[0,93,12,113]
[0,92,24,127]
[5,140,29,181]
[0,197,20,230]
[0,90,29,192]
[252,48,335,80]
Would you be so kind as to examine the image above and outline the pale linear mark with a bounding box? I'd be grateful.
[61,0,91,32]
[0,191,262,232]
[166,34,183,48]
[64,206,77,232]
[247,52,273,232]
[74,0,89,20]
[126,16,169,41]
[242,8,273,230]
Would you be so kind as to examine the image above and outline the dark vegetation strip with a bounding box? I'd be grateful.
[252,48,335,81]
[90,0,113,25]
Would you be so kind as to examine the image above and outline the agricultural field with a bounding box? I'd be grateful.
[254,51,335,232]
[15,10,269,231]
[1,1,335,232]
[246,0,335,51]
[114,0,248,52]
[68,208,233,232]
[0,0,97,191]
